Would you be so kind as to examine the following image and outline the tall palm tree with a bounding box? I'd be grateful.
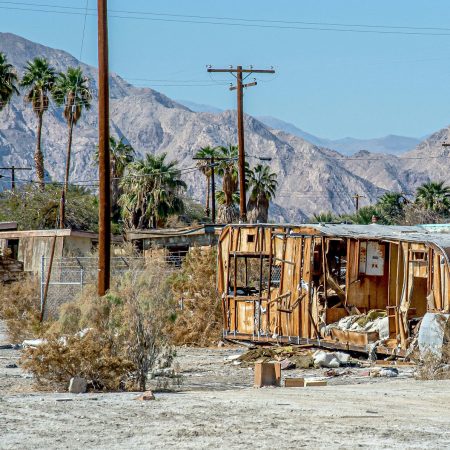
[0,52,19,111]
[119,153,186,229]
[215,144,239,223]
[194,146,218,217]
[52,67,91,193]
[94,136,135,220]
[416,181,450,214]
[246,164,278,223]
[20,57,56,189]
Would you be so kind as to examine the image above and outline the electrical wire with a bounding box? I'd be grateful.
[1,2,450,37]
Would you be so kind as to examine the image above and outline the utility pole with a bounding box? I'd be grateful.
[353,193,366,213]
[0,166,32,190]
[207,65,275,222]
[97,0,111,296]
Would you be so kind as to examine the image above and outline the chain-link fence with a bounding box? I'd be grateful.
[40,255,183,319]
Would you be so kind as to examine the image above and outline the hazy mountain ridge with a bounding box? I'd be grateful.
[177,101,421,156]
[0,33,447,222]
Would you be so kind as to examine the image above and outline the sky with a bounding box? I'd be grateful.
[2,0,450,139]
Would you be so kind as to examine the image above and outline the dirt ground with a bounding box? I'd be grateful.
[1,321,450,449]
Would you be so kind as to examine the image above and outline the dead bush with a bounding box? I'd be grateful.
[23,262,176,391]
[170,248,222,346]
[21,330,134,390]
[415,343,450,380]
[0,277,49,343]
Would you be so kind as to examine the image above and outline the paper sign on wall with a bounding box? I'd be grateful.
[365,241,385,276]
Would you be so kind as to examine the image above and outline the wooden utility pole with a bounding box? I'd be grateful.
[211,155,216,223]
[0,166,32,190]
[353,193,366,212]
[207,65,275,222]
[97,0,111,296]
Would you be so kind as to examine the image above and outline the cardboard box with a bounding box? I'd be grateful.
[254,362,281,387]
[304,380,327,387]
[284,377,305,387]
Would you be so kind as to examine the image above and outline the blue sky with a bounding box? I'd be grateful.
[2,0,450,139]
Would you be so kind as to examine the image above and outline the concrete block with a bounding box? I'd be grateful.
[254,362,281,387]
[68,377,87,394]
[284,377,305,387]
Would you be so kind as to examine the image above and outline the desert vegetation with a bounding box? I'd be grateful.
[0,247,220,390]
[312,181,450,225]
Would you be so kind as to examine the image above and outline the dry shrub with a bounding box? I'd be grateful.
[415,343,450,380]
[170,248,222,346]
[0,277,49,343]
[21,331,134,390]
[22,263,175,391]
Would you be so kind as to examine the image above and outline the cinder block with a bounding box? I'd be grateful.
[304,380,327,387]
[284,377,305,387]
[68,377,87,394]
[254,362,281,387]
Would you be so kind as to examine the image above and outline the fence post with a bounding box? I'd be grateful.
[40,255,45,312]
[80,267,84,292]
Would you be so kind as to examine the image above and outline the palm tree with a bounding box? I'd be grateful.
[416,181,450,214]
[311,211,338,223]
[377,192,408,224]
[52,67,91,193]
[194,146,218,217]
[0,52,19,111]
[20,57,56,189]
[246,164,278,223]
[94,136,135,220]
[215,145,239,223]
[119,153,186,229]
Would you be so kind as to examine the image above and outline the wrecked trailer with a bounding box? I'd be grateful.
[217,224,450,356]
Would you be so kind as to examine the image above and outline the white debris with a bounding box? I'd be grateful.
[22,339,46,348]
[313,350,351,368]
[418,313,450,358]
[224,354,242,363]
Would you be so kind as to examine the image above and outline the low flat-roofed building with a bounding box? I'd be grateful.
[127,224,225,266]
[0,229,122,273]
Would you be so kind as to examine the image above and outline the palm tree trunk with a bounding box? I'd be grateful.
[205,176,210,217]
[60,116,74,229]
[35,112,45,190]
[63,117,74,194]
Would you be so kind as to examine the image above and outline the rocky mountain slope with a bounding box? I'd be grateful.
[0,33,448,222]
[178,103,421,155]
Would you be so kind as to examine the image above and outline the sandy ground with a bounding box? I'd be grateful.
[1,322,450,449]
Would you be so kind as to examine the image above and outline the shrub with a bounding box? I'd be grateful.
[415,343,450,381]
[21,330,134,390]
[169,248,222,346]
[0,277,48,343]
[22,262,176,391]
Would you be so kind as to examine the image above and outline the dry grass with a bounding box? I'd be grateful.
[169,248,222,346]
[0,277,49,343]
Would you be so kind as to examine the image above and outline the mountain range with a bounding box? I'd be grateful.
[1,32,449,223]
[178,100,422,156]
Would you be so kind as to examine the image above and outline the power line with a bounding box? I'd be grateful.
[2,3,450,37]
[3,1,450,33]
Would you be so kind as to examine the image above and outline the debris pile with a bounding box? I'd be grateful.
[225,346,360,370]
[325,309,389,340]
